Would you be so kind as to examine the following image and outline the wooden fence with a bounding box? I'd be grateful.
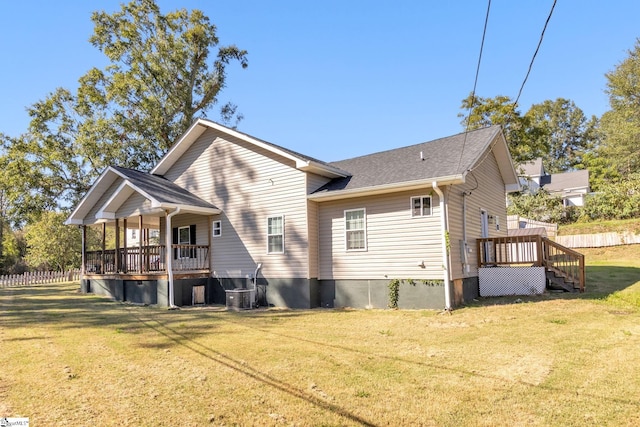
[555,232,640,248]
[0,270,81,288]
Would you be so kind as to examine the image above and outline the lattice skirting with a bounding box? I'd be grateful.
[479,267,546,297]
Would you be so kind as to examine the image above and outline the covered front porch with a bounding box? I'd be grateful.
[82,217,210,275]
[68,166,222,307]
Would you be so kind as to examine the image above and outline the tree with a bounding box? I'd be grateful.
[507,190,570,224]
[526,98,599,173]
[598,38,640,177]
[580,174,640,221]
[459,94,547,164]
[1,0,247,225]
[24,212,82,271]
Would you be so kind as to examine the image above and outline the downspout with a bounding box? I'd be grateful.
[166,207,181,308]
[462,191,470,273]
[432,182,452,311]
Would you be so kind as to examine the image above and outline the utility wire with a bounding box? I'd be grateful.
[513,0,557,106]
[457,0,492,173]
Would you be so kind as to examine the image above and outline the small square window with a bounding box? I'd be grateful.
[212,220,221,237]
[411,196,432,217]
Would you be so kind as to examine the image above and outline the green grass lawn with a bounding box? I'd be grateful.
[558,218,640,236]
[1,247,639,426]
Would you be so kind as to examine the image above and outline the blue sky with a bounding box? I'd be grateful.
[1,1,639,162]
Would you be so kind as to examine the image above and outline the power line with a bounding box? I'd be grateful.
[513,0,557,107]
[457,0,492,173]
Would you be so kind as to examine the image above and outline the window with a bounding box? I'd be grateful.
[267,215,284,254]
[178,226,191,258]
[345,208,366,251]
[131,229,137,239]
[411,196,432,217]
[172,225,196,259]
[495,215,500,231]
[212,220,221,237]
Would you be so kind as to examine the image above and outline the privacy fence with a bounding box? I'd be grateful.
[555,232,640,248]
[0,270,81,288]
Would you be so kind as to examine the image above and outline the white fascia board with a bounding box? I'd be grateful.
[308,175,465,202]
[95,181,136,219]
[296,160,349,178]
[66,166,118,225]
[154,202,221,215]
[151,120,209,175]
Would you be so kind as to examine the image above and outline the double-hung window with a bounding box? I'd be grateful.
[212,220,222,237]
[345,208,366,251]
[411,196,432,217]
[267,215,284,254]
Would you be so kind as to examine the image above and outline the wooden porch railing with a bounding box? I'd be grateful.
[477,235,585,292]
[84,245,209,274]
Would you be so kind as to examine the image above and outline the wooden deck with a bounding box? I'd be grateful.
[477,235,585,292]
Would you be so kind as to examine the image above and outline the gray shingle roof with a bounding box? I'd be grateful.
[112,166,218,209]
[540,169,589,192]
[518,158,544,177]
[313,126,502,193]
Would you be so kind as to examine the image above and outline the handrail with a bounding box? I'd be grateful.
[477,235,585,292]
[541,237,585,292]
[84,244,210,274]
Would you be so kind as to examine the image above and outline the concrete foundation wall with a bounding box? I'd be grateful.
[319,279,446,310]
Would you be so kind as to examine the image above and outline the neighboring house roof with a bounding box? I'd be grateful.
[152,118,350,179]
[66,166,220,225]
[539,170,590,193]
[518,158,544,178]
[310,125,519,200]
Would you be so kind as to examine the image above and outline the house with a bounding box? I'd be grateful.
[518,158,590,207]
[66,120,520,310]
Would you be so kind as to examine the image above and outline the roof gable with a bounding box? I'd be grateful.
[66,166,220,225]
[152,118,349,179]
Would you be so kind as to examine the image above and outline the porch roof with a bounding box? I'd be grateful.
[66,166,220,225]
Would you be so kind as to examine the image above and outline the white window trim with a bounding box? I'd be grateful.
[212,220,222,237]
[410,195,432,217]
[266,215,285,254]
[344,208,367,252]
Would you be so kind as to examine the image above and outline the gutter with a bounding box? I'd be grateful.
[165,207,181,308]
[432,182,452,311]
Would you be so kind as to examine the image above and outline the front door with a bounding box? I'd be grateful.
[480,210,492,263]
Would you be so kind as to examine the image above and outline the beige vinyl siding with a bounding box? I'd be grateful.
[84,179,123,224]
[306,173,331,279]
[162,128,310,279]
[116,192,154,218]
[318,189,443,280]
[447,141,509,279]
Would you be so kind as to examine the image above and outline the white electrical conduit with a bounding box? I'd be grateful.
[432,182,452,311]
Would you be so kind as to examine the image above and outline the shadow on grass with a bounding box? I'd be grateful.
[472,265,640,308]
[131,313,379,427]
